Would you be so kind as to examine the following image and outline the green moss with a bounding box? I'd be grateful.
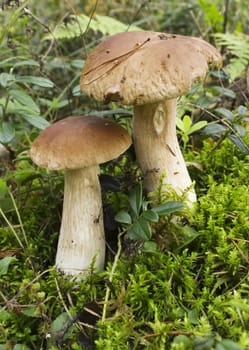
[1,134,249,349]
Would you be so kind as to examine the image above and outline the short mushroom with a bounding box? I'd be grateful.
[30,115,131,275]
[80,31,222,207]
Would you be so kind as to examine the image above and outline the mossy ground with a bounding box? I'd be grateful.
[0,133,249,349]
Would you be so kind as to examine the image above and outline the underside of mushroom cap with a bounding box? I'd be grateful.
[30,115,131,170]
[80,31,222,105]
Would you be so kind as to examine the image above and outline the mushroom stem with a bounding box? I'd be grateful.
[133,98,196,205]
[55,165,105,275]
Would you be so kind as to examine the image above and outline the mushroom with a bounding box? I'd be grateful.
[30,115,131,275]
[80,31,222,207]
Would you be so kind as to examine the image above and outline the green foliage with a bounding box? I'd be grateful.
[0,1,28,45]
[191,131,249,186]
[195,0,224,32]
[214,32,249,81]
[0,257,17,276]
[0,64,53,143]
[176,115,207,150]
[115,183,185,243]
[203,105,249,155]
[43,13,140,41]
[178,78,249,155]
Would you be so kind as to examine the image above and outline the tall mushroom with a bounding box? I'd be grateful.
[30,115,131,275]
[80,31,222,206]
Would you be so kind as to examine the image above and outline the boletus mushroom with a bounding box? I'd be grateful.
[30,115,131,275]
[80,31,222,207]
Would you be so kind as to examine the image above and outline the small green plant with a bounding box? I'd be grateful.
[202,105,249,154]
[176,115,208,150]
[0,61,54,144]
[178,81,249,155]
[114,183,185,246]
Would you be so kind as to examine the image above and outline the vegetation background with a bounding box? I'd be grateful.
[0,0,249,349]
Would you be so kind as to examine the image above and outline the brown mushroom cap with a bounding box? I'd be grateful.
[80,31,222,105]
[30,115,131,170]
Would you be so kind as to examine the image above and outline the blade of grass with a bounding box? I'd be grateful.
[102,230,124,322]
[8,189,29,248]
[0,207,25,250]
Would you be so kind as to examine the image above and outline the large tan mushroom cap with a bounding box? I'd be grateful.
[30,115,131,170]
[80,31,222,105]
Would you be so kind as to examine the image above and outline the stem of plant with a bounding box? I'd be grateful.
[9,189,29,248]
[102,230,125,322]
[0,208,25,250]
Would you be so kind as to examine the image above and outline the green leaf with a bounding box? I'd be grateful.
[234,124,246,137]
[153,201,185,216]
[187,308,199,325]
[21,114,50,130]
[128,184,143,216]
[128,218,151,241]
[173,334,192,346]
[0,122,15,143]
[13,170,39,184]
[13,60,40,68]
[0,257,17,276]
[0,307,11,322]
[182,115,192,132]
[141,209,159,222]
[15,76,54,88]
[228,134,249,154]
[175,226,200,252]
[237,105,247,116]
[196,95,218,109]
[193,335,215,350]
[71,59,84,69]
[43,13,92,41]
[115,210,132,225]
[13,345,32,350]
[215,107,235,120]
[218,340,244,350]
[0,72,15,87]
[94,14,140,35]
[142,241,158,252]
[0,179,8,200]
[0,57,18,68]
[9,89,40,114]
[50,312,71,333]
[176,117,185,132]
[47,312,73,347]
[228,58,248,81]
[43,13,140,41]
[0,179,12,211]
[216,344,226,350]
[72,84,82,96]
[202,124,227,137]
[188,120,208,134]
[39,98,69,109]
[211,86,236,99]
[22,305,38,317]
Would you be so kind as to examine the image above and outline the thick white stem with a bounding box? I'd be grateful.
[55,166,105,275]
[133,99,196,205]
